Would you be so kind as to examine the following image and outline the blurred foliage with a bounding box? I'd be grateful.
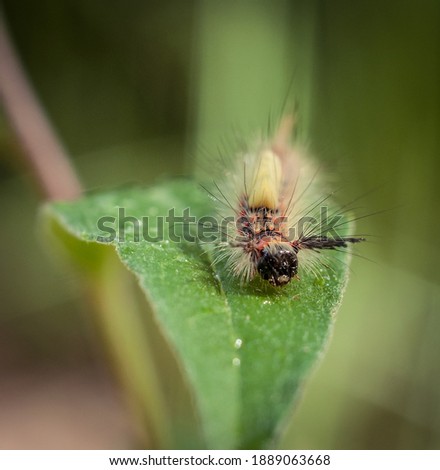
[0,0,439,449]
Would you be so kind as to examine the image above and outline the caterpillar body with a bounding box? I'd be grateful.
[210,116,364,287]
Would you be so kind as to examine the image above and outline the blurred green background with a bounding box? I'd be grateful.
[0,0,439,449]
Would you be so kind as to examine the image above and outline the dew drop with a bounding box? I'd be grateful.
[232,357,241,367]
[234,338,242,349]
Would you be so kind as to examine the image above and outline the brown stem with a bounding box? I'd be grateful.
[0,13,82,201]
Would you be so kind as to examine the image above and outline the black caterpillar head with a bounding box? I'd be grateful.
[257,247,298,286]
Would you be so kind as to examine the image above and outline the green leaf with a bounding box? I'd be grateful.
[47,179,352,449]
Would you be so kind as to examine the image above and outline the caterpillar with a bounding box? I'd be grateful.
[208,115,364,287]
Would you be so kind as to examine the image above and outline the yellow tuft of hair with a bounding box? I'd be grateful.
[247,149,282,210]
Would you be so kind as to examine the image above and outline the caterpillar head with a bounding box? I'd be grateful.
[257,246,298,286]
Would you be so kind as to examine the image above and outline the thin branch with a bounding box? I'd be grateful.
[0,13,82,201]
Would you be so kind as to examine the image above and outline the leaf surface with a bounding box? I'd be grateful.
[48,179,351,448]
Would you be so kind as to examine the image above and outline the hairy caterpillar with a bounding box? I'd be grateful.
[208,115,364,287]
